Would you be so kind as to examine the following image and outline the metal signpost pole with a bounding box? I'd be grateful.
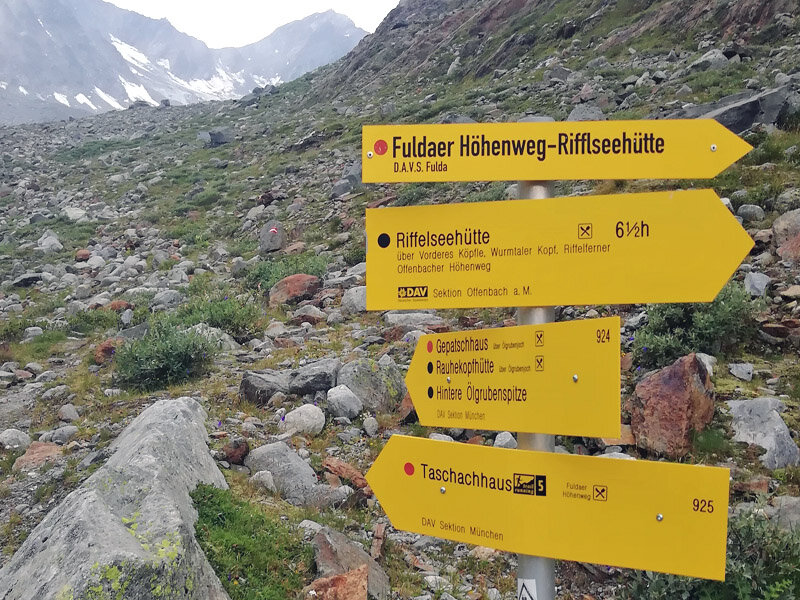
[516,176,556,600]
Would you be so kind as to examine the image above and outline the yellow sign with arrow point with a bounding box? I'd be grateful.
[367,436,730,581]
[362,120,752,182]
[366,189,754,310]
[407,318,621,437]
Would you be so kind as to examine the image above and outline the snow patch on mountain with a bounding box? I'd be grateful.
[75,93,98,110]
[109,34,151,70]
[18,86,28,96]
[53,92,69,106]
[94,87,123,110]
[0,82,7,90]
[117,76,156,105]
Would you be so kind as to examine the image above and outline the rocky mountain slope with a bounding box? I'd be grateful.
[0,0,798,598]
[0,0,365,125]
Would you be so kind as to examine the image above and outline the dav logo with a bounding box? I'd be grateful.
[398,286,428,300]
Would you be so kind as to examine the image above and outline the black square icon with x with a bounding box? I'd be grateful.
[578,223,593,239]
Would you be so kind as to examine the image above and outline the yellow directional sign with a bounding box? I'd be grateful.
[367,436,730,580]
[362,120,751,182]
[366,189,753,309]
[407,318,621,437]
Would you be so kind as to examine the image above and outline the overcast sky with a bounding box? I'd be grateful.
[105,1,400,48]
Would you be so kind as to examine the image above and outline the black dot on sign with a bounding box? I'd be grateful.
[427,386,434,399]
[378,233,390,248]
[427,362,433,374]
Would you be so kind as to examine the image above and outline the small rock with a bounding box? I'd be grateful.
[51,425,79,445]
[250,470,277,493]
[12,441,61,471]
[493,431,517,449]
[0,428,31,450]
[363,416,379,437]
[728,398,800,469]
[729,363,754,381]
[57,404,80,423]
[222,438,250,465]
[280,404,326,435]
[326,385,363,419]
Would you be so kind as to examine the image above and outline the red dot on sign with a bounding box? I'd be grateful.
[426,341,433,353]
[374,139,388,155]
[404,462,415,476]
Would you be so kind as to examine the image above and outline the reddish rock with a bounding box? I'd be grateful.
[94,338,121,365]
[312,527,389,600]
[108,300,133,312]
[274,338,299,349]
[13,442,62,472]
[75,249,91,262]
[382,326,406,343]
[466,435,485,445]
[502,318,516,327]
[398,392,417,424]
[761,323,792,338]
[630,354,714,458]
[370,523,387,560]
[222,438,249,465]
[777,232,800,260]
[269,274,321,306]
[282,241,307,255]
[14,370,33,381]
[367,196,396,209]
[323,456,369,491]
[601,424,636,447]
[427,324,451,334]
[733,475,770,495]
[620,353,634,371]
[325,473,342,487]
[303,564,368,600]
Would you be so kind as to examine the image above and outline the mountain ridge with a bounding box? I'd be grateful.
[0,0,366,125]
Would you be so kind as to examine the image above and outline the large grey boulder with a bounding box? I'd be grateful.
[279,404,326,435]
[336,356,407,413]
[0,397,229,600]
[312,526,390,600]
[0,428,30,450]
[326,385,363,419]
[288,358,341,396]
[244,442,350,507]
[258,220,286,254]
[239,371,289,405]
[727,397,800,469]
[340,286,367,315]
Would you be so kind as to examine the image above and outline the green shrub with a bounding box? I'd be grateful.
[191,484,313,599]
[244,253,329,293]
[634,282,759,368]
[0,318,36,342]
[622,509,800,599]
[159,294,261,341]
[342,237,366,266]
[114,324,215,391]
[67,309,120,334]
